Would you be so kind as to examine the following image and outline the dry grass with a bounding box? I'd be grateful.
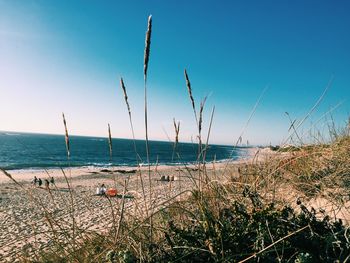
[108,123,113,159]
[62,113,70,159]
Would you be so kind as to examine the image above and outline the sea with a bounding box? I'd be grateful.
[0,131,251,170]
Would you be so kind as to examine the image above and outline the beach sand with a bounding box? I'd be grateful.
[0,148,264,262]
[3,146,348,262]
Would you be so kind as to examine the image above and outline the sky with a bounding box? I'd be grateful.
[0,0,349,145]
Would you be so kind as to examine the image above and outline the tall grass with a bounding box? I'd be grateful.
[62,113,70,159]
[171,118,180,162]
[108,123,113,159]
[143,14,154,242]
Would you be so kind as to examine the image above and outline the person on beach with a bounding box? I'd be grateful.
[32,176,38,186]
[96,183,107,195]
[100,184,107,195]
[45,179,50,190]
[38,178,42,187]
[50,177,55,185]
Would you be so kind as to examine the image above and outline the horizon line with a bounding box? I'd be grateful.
[0,129,258,147]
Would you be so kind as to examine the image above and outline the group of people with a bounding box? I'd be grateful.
[32,176,55,189]
[160,175,175,182]
[96,183,107,195]
[95,184,118,197]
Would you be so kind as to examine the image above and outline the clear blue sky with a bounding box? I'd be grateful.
[0,0,349,145]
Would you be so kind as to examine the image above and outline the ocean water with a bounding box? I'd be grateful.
[0,132,249,170]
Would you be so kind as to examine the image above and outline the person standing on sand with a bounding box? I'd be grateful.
[45,179,50,190]
[38,178,42,187]
[32,176,38,186]
[50,177,55,185]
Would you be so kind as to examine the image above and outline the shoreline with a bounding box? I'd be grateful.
[0,147,264,184]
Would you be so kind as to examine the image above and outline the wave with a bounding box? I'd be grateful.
[3,133,21,136]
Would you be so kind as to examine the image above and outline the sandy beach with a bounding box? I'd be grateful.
[1,146,350,262]
[0,148,263,262]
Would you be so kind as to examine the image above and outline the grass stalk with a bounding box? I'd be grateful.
[283,75,334,145]
[62,113,70,159]
[116,179,127,240]
[172,118,180,162]
[120,77,147,204]
[184,69,198,127]
[143,14,153,241]
[61,114,76,250]
[238,225,309,263]
[108,123,113,159]
[202,106,215,184]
